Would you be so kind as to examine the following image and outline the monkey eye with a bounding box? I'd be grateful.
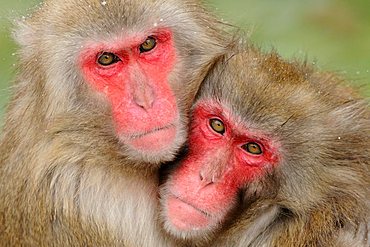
[209,118,225,135]
[242,142,263,155]
[97,52,120,66]
[139,36,157,53]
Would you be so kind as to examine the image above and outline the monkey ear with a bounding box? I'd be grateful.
[12,19,35,47]
[190,0,206,4]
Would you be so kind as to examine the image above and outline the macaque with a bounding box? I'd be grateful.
[0,0,231,246]
[160,46,370,247]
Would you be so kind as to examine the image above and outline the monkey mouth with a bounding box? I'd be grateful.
[126,123,178,152]
[173,195,211,217]
[166,194,213,231]
[129,124,176,139]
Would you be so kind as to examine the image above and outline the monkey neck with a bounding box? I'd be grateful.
[211,195,367,247]
[0,105,172,246]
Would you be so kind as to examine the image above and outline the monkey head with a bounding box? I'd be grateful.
[160,47,369,241]
[15,0,228,165]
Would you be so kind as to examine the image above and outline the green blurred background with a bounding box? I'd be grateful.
[0,0,369,121]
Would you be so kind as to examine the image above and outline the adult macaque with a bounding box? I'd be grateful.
[0,0,231,246]
[160,46,370,246]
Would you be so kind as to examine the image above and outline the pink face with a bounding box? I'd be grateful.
[79,29,179,155]
[163,100,280,235]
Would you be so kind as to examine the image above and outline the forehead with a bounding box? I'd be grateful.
[39,0,184,37]
[198,51,315,132]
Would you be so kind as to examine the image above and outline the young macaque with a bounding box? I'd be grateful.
[160,46,370,247]
[0,0,231,246]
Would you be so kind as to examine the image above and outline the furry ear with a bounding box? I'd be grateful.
[12,19,35,47]
[11,18,41,64]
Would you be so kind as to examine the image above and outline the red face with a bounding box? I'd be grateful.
[162,100,280,236]
[79,29,179,157]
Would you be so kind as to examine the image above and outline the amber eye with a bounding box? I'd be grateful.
[242,142,263,155]
[209,118,225,135]
[139,36,157,53]
[97,52,119,66]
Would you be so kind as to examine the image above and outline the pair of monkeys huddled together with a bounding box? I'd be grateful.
[0,0,368,246]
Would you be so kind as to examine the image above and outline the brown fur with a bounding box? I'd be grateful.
[0,0,232,246]
[165,45,369,246]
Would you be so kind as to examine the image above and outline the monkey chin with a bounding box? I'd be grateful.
[120,122,187,165]
[160,194,220,241]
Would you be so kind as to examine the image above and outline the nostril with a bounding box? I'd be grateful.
[199,171,215,187]
[199,172,204,181]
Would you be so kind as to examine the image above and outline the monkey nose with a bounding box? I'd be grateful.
[199,172,216,187]
[133,85,155,110]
